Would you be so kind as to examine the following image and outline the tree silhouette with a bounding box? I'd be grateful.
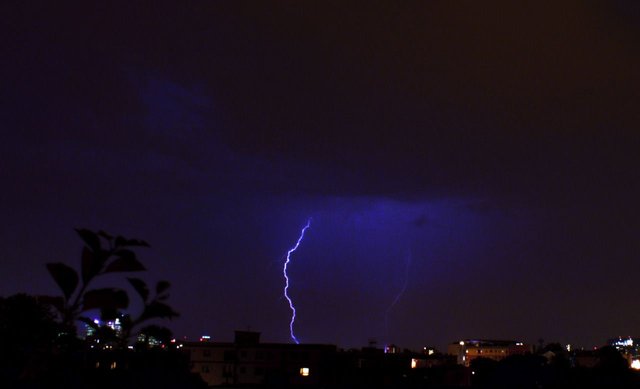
[42,229,178,347]
[0,294,60,385]
[0,230,202,388]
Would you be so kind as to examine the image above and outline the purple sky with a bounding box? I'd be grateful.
[2,1,640,351]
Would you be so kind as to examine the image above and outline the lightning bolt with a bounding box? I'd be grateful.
[283,218,311,344]
[385,249,412,341]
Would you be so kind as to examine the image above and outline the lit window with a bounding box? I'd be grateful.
[300,367,310,376]
[632,360,640,370]
[411,359,418,369]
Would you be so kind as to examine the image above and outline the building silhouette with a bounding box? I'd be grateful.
[448,339,533,366]
[183,331,336,386]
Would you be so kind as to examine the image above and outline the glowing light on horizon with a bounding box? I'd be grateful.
[283,218,311,344]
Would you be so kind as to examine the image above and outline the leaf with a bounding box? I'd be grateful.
[78,316,99,330]
[38,295,66,314]
[156,280,171,295]
[81,248,111,284]
[103,251,146,273]
[139,301,179,321]
[115,249,136,261]
[46,263,79,301]
[75,228,101,251]
[80,247,102,284]
[126,239,150,247]
[81,247,92,282]
[127,278,149,302]
[119,314,133,330]
[97,230,113,241]
[100,307,120,322]
[82,288,129,312]
[115,235,127,248]
[115,236,150,248]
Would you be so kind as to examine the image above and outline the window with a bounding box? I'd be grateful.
[300,367,310,377]
[203,350,211,357]
[201,365,210,373]
[255,367,264,376]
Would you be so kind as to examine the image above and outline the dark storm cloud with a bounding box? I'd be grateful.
[4,1,639,204]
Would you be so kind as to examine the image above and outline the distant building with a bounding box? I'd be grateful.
[83,317,123,339]
[608,336,640,367]
[448,339,532,366]
[182,331,337,387]
[609,336,640,355]
[82,317,126,350]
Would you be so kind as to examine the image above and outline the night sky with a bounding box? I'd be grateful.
[2,1,640,351]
